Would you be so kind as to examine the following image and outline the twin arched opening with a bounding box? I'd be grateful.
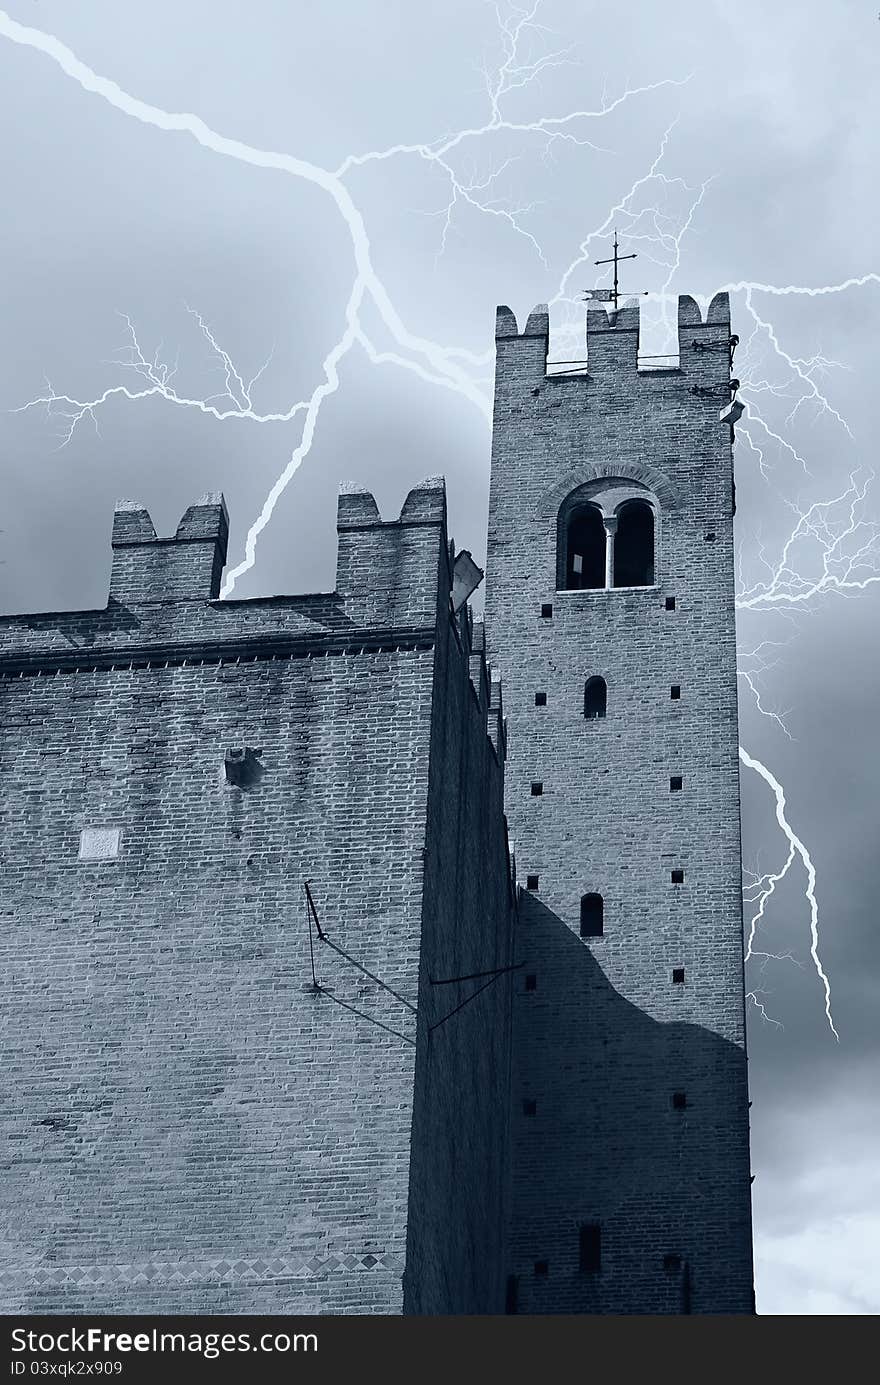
[559,492,656,591]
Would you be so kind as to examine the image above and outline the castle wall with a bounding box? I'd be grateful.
[0,479,512,1315]
[404,610,514,1314]
[486,297,754,1313]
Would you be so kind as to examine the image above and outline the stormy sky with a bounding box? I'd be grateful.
[1,0,877,1315]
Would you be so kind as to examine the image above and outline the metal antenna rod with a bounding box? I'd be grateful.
[593,228,638,309]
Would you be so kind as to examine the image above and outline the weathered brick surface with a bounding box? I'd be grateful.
[484,296,754,1314]
[0,480,513,1315]
[405,606,514,1313]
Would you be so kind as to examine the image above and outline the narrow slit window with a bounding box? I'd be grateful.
[505,1275,519,1314]
[579,1224,601,1273]
[580,893,603,938]
[584,676,607,719]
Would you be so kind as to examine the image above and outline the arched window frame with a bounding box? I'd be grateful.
[612,497,655,588]
[561,502,605,590]
[584,676,607,719]
[580,892,604,938]
[556,480,660,592]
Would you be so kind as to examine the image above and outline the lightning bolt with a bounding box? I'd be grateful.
[739,746,838,1042]
[0,5,688,599]
[3,5,876,1043]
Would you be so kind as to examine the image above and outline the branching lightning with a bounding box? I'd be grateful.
[739,746,839,1041]
[2,3,877,1042]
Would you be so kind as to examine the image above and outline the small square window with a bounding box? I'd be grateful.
[672,968,685,985]
[665,596,676,611]
[534,1261,548,1277]
[672,1092,687,1110]
[663,1254,682,1272]
[535,691,547,707]
[671,685,681,700]
[671,869,684,884]
[705,532,716,542]
[525,974,537,991]
[526,875,539,891]
[670,775,683,792]
[531,781,543,796]
[541,603,553,618]
[523,1099,537,1116]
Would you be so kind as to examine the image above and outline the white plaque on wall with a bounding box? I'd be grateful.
[78,827,121,861]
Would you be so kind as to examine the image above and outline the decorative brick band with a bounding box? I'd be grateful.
[0,627,436,678]
[538,461,681,516]
[0,1252,405,1288]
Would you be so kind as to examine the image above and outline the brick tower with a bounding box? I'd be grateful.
[486,294,754,1313]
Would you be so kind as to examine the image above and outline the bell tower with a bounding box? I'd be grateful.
[485,293,754,1314]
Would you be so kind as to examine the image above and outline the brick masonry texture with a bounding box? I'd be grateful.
[0,478,514,1314]
[484,295,754,1314]
[0,294,753,1316]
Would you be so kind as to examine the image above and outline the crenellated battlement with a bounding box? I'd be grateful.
[494,293,734,394]
[109,493,229,603]
[335,476,451,629]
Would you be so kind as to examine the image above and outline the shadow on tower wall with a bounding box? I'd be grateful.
[507,893,754,1315]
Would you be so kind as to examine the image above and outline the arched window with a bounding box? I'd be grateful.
[580,892,603,938]
[584,676,607,719]
[564,505,605,590]
[613,500,654,587]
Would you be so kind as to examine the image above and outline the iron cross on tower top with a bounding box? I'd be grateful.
[584,230,646,310]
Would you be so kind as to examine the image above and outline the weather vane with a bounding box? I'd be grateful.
[583,229,647,309]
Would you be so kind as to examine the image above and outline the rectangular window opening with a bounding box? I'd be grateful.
[579,1223,601,1273]
[534,1261,549,1277]
[671,685,681,700]
[671,869,685,884]
[505,1275,519,1314]
[541,603,553,618]
[525,974,537,991]
[672,1092,687,1110]
[665,596,676,611]
[663,1254,682,1273]
[672,967,685,985]
[526,875,539,891]
[535,691,547,706]
[523,1099,537,1117]
[531,781,543,796]
[670,775,683,792]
